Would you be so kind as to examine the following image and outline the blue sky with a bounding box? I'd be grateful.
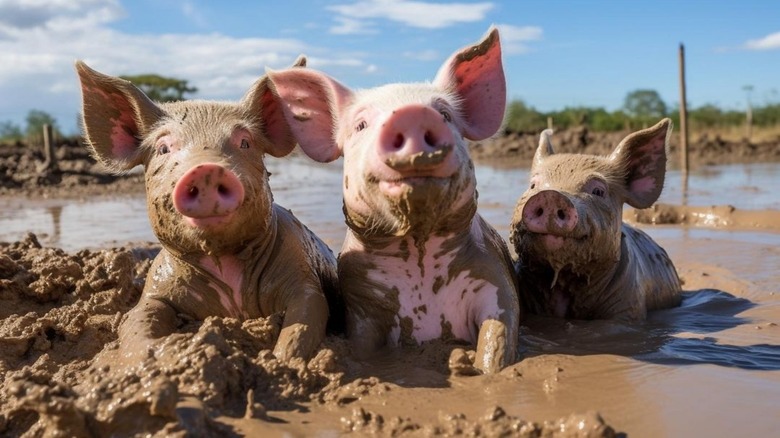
[0,0,778,135]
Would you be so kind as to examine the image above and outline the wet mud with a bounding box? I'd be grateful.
[1,137,780,436]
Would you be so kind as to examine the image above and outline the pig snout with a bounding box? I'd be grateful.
[173,163,245,225]
[379,104,456,171]
[522,190,578,235]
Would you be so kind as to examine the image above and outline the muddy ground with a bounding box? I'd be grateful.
[1,131,779,437]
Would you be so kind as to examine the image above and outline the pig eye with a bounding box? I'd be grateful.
[356,120,368,132]
[584,179,608,198]
[240,138,250,149]
[157,144,170,155]
[439,109,452,123]
[530,183,536,190]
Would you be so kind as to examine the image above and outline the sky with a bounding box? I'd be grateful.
[0,0,778,135]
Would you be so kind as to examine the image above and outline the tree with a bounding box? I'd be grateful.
[25,110,60,139]
[120,74,198,102]
[504,100,546,132]
[622,89,667,121]
[0,121,23,142]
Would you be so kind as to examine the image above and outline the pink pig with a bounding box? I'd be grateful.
[268,28,520,373]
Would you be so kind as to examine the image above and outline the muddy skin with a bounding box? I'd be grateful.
[75,60,342,365]
[511,119,682,320]
[268,26,520,374]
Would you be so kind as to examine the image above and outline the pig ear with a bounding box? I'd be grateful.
[609,118,673,209]
[533,129,556,166]
[76,60,164,171]
[242,77,297,158]
[241,57,310,158]
[433,26,506,141]
[266,68,352,163]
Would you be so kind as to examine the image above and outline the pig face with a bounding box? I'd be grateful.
[76,61,302,255]
[335,84,478,239]
[510,119,672,278]
[267,27,506,240]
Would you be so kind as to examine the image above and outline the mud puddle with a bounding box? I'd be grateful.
[1,157,779,436]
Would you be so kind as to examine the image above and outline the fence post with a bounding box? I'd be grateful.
[678,43,689,175]
[39,123,58,173]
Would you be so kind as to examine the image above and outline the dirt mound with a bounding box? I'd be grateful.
[0,139,143,198]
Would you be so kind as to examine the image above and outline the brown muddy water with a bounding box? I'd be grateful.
[1,156,779,437]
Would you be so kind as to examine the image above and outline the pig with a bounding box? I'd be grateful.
[75,58,343,363]
[267,27,520,374]
[509,119,682,321]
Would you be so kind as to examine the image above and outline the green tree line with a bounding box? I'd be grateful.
[505,89,780,133]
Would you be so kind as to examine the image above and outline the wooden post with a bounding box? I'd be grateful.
[39,123,58,173]
[678,43,689,175]
[547,116,553,130]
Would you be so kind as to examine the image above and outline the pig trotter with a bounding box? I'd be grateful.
[474,319,509,374]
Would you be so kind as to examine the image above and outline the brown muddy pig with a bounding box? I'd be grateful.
[76,59,342,362]
[267,28,520,373]
[510,118,682,321]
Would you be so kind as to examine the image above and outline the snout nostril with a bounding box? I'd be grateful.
[535,207,544,218]
[393,133,404,149]
[217,184,229,196]
[557,209,567,220]
[188,186,199,199]
[424,131,436,147]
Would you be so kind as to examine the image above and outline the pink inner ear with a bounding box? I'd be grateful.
[259,86,295,157]
[629,176,657,197]
[109,99,141,160]
[439,32,506,141]
[268,70,348,163]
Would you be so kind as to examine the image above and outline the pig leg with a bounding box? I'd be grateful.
[273,289,329,361]
[117,297,180,364]
[474,318,510,374]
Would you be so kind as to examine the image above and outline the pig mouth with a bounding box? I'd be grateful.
[520,229,589,250]
[182,211,238,229]
[378,176,449,197]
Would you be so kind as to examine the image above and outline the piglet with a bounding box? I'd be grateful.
[267,27,520,373]
[510,119,682,321]
[76,58,342,363]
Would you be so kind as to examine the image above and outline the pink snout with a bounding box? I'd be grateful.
[173,163,245,225]
[522,190,579,235]
[378,104,456,159]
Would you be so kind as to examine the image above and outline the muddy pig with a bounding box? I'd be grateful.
[510,119,682,321]
[76,59,342,363]
[267,27,520,373]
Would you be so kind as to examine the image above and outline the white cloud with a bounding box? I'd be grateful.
[495,23,542,55]
[0,1,372,133]
[330,16,377,35]
[328,0,494,33]
[744,31,780,51]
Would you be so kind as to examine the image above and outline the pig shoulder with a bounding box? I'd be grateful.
[621,223,682,312]
[140,206,338,322]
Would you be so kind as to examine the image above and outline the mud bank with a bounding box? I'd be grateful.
[3,127,780,199]
[626,203,780,232]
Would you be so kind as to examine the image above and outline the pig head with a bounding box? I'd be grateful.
[76,58,342,363]
[268,27,520,374]
[510,119,682,321]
